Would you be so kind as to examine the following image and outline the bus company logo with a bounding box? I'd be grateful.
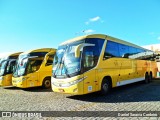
[2,112,12,117]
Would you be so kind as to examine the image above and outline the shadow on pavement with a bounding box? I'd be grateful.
[68,79,160,103]
[23,87,53,92]
[4,86,21,90]
[4,86,53,92]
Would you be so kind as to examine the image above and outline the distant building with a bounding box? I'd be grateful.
[142,44,160,53]
[143,44,160,75]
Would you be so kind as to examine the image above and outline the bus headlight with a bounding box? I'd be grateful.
[52,76,87,87]
[17,77,29,82]
[68,77,86,86]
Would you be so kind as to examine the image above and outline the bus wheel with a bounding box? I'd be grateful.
[100,79,111,95]
[145,73,149,84]
[42,78,51,89]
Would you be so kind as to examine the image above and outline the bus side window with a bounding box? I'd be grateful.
[46,55,54,66]
[10,61,16,73]
[119,44,129,58]
[84,51,94,68]
[104,40,120,59]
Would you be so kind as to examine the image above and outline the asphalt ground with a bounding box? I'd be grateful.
[0,78,160,120]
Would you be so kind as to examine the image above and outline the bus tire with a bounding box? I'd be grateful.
[145,73,149,84]
[42,78,51,89]
[100,79,111,95]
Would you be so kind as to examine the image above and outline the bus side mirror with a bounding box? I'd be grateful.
[75,43,95,58]
[75,44,83,58]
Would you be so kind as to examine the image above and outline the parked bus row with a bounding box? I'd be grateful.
[0,48,56,88]
[0,34,159,95]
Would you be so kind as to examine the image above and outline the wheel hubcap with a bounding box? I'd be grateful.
[103,83,108,92]
[45,80,50,88]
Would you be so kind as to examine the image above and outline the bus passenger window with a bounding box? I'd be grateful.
[27,60,42,73]
[119,44,129,58]
[84,51,94,68]
[104,40,120,59]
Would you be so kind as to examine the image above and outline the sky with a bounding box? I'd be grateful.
[0,0,160,56]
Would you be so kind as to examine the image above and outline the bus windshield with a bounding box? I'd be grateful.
[53,38,105,78]
[53,40,84,78]
[13,54,28,77]
[0,60,7,76]
[13,52,47,77]
[0,59,16,76]
[14,57,43,76]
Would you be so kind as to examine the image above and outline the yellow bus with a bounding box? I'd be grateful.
[155,56,160,77]
[12,48,56,88]
[51,34,157,95]
[0,52,22,86]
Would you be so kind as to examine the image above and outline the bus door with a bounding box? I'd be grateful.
[83,51,97,94]
[27,72,38,87]
[26,58,40,87]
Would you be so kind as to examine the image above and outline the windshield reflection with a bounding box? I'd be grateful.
[0,60,7,76]
[0,59,16,76]
[53,40,84,78]
[13,54,29,77]
[53,38,105,78]
[13,57,43,77]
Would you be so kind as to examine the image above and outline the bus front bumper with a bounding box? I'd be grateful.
[51,82,84,95]
[12,78,26,88]
[0,76,12,86]
[0,79,3,86]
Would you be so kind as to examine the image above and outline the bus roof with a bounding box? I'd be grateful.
[0,52,22,59]
[60,34,148,50]
[20,48,56,55]
[9,52,22,57]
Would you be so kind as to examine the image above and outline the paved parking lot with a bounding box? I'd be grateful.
[0,79,160,119]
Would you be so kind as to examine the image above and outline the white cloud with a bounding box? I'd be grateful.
[90,16,100,22]
[83,29,95,34]
[85,16,102,25]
